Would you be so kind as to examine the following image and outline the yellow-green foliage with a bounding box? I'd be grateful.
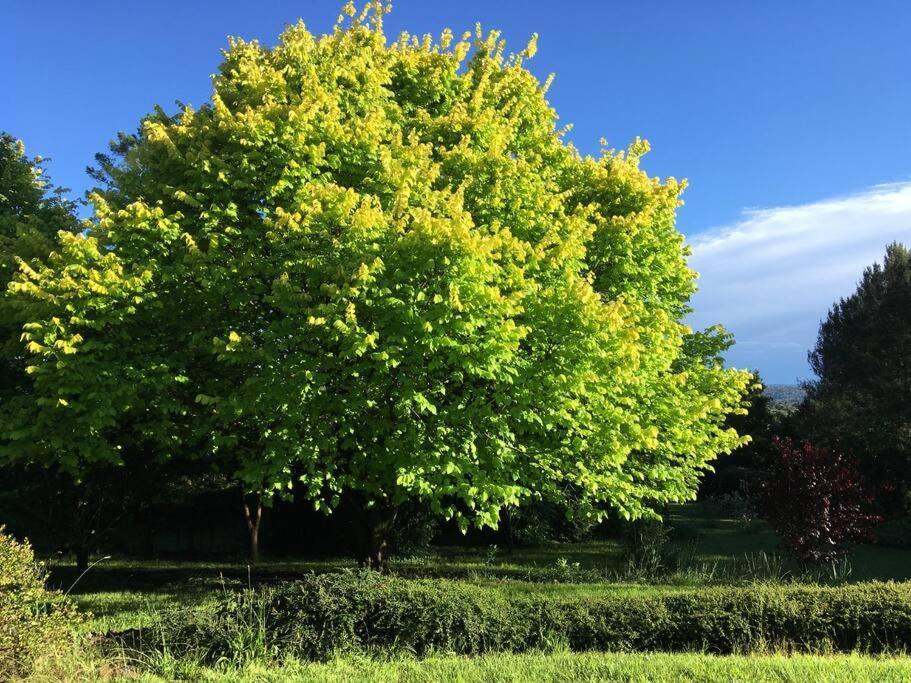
[0,526,82,679]
[0,132,79,285]
[0,133,80,444]
[4,3,750,528]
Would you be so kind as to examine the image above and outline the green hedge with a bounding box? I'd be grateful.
[130,572,911,661]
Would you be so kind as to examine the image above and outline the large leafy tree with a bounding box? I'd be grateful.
[803,242,911,497]
[3,3,750,568]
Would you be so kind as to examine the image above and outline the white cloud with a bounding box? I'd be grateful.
[686,182,911,383]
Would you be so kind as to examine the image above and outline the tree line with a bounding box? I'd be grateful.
[705,241,911,562]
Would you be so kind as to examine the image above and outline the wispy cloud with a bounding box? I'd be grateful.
[686,182,911,383]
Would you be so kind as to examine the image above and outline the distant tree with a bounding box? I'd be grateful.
[3,4,750,569]
[700,372,777,497]
[762,384,806,407]
[725,373,778,468]
[761,438,881,564]
[802,243,911,497]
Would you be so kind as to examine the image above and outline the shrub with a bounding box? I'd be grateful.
[520,558,604,584]
[613,519,696,580]
[388,500,439,556]
[761,438,882,563]
[123,572,911,663]
[712,488,759,529]
[508,501,599,546]
[0,526,83,678]
[616,520,669,579]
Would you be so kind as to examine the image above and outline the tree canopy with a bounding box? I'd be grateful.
[1,3,750,557]
[0,133,79,399]
[804,242,911,493]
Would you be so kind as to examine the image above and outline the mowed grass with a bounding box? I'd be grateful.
[63,652,911,683]
[198,653,911,683]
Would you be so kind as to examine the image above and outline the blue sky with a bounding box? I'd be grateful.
[4,1,911,383]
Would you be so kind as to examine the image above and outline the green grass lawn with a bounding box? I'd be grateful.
[41,501,911,680]
[56,501,911,635]
[206,653,911,683]
[46,652,911,683]
[669,503,911,582]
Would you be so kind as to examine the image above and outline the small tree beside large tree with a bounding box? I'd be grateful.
[2,3,751,569]
[761,438,881,564]
[0,132,79,396]
[0,133,97,568]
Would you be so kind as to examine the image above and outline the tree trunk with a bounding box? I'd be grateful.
[243,493,263,566]
[361,501,397,572]
[504,506,516,552]
[70,487,93,572]
[75,545,89,573]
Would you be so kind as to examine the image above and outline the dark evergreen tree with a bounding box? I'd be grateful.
[803,242,911,497]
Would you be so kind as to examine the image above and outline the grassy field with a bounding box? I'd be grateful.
[30,651,911,682]
[164,653,911,683]
[55,502,911,634]
[168,653,911,683]
[36,502,911,680]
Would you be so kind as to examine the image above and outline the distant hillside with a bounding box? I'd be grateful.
[763,384,806,405]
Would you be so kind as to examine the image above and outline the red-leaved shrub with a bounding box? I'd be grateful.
[762,438,881,563]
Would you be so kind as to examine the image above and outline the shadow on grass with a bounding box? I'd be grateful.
[48,501,911,599]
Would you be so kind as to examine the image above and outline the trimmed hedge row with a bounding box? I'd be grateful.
[135,572,911,661]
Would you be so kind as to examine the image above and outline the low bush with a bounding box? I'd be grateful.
[519,558,604,584]
[0,526,83,678]
[121,572,911,663]
[709,488,759,529]
[508,501,600,546]
[614,519,697,580]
